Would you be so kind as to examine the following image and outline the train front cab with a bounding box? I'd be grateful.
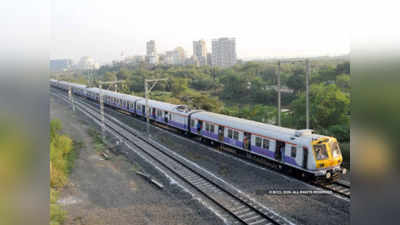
[312,137,346,181]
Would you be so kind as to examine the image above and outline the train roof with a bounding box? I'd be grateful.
[103,90,143,102]
[136,99,180,112]
[55,80,86,89]
[87,88,143,102]
[69,83,87,89]
[191,111,323,142]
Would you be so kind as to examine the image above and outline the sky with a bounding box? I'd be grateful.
[51,0,350,64]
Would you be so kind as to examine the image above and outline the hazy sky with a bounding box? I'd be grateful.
[51,0,350,64]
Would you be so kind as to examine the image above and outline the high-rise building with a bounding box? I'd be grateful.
[164,47,186,65]
[193,40,207,66]
[77,56,99,70]
[146,40,157,56]
[211,37,237,67]
[207,53,212,66]
[146,40,158,64]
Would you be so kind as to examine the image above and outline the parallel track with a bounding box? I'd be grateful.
[53,87,351,200]
[51,89,294,225]
[318,181,350,198]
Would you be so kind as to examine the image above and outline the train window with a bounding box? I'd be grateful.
[314,144,329,160]
[255,137,262,147]
[331,142,341,158]
[191,119,195,127]
[210,124,215,133]
[205,123,210,131]
[233,131,239,140]
[291,146,297,158]
[228,129,233,139]
[263,139,269,149]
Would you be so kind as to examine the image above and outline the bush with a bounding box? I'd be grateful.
[326,124,350,142]
[50,189,65,225]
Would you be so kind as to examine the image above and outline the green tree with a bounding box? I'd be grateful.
[286,73,305,94]
[336,74,350,92]
[318,65,337,81]
[170,78,189,96]
[116,68,130,80]
[290,83,350,131]
[336,61,350,75]
[104,71,117,81]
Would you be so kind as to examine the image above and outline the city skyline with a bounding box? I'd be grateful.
[51,0,350,64]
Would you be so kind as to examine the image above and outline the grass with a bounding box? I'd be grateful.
[87,128,106,152]
[50,119,80,225]
[50,189,65,225]
[65,140,82,174]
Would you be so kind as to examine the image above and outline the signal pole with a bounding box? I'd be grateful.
[144,78,168,138]
[97,80,125,142]
[68,86,75,112]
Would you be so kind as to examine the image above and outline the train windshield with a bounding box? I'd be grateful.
[330,141,341,158]
[314,144,329,160]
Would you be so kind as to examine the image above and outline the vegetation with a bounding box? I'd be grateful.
[53,56,350,152]
[50,119,76,225]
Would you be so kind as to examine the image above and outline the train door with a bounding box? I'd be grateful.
[197,120,203,133]
[302,147,308,169]
[164,111,169,123]
[142,105,145,115]
[243,132,251,151]
[218,126,225,141]
[152,108,156,118]
[275,141,285,161]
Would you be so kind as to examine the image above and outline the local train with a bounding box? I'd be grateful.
[50,79,347,181]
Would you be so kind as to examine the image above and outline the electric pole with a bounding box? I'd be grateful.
[276,58,310,129]
[277,60,281,126]
[144,78,168,138]
[68,86,75,112]
[97,80,125,142]
[305,59,310,129]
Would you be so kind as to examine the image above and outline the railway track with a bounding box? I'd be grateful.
[51,90,294,225]
[318,181,350,198]
[53,88,351,200]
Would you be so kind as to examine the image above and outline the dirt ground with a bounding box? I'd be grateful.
[81,95,350,225]
[50,96,224,225]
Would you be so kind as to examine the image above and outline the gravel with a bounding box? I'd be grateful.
[76,95,351,225]
[51,96,226,225]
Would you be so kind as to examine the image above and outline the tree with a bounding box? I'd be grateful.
[116,68,130,80]
[336,74,350,92]
[104,71,117,81]
[290,83,350,131]
[318,65,337,81]
[170,78,189,96]
[286,73,305,94]
[336,61,350,75]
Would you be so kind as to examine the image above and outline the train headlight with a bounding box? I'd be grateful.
[325,172,331,179]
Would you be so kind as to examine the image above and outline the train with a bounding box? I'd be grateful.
[50,79,347,181]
